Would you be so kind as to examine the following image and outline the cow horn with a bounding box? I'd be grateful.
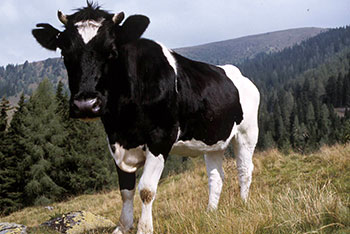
[112,12,125,24]
[58,10,68,25]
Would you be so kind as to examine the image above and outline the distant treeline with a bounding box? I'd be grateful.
[240,26,350,152]
[0,58,67,98]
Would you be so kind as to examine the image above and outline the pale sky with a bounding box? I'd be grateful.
[0,0,349,66]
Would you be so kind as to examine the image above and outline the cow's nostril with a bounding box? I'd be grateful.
[91,98,102,113]
[72,97,102,117]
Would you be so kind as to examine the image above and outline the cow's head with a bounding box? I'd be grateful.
[32,2,149,119]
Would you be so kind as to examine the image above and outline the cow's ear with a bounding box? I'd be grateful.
[32,23,61,51]
[119,15,150,45]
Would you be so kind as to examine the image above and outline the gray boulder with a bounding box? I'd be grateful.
[41,210,115,234]
[0,223,27,234]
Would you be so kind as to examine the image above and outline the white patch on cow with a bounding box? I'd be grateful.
[219,64,260,202]
[107,142,145,173]
[175,127,181,142]
[113,189,135,234]
[137,149,165,234]
[205,151,225,210]
[170,65,259,158]
[171,124,238,157]
[157,42,178,93]
[75,19,103,44]
[218,65,260,122]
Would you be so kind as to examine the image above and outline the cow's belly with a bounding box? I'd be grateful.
[108,142,146,173]
[107,121,237,170]
[170,124,238,157]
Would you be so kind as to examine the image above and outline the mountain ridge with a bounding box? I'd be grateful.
[174,27,327,65]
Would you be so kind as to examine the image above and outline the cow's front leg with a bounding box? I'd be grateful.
[113,167,136,234]
[137,149,165,234]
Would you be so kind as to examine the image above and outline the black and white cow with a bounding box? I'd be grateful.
[32,3,259,234]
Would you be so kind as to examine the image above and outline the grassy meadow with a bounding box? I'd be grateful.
[1,144,349,233]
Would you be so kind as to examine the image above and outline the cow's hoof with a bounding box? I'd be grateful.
[113,226,132,234]
[112,227,123,234]
[136,230,153,234]
[136,223,153,234]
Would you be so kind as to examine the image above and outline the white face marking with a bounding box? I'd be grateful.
[75,20,104,44]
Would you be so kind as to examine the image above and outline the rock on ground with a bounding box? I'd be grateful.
[0,223,27,234]
[41,211,115,234]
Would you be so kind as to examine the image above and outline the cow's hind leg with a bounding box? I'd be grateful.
[137,149,165,234]
[232,125,258,202]
[204,151,225,210]
[113,167,136,234]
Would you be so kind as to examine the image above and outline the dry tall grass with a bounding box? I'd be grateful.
[1,144,349,233]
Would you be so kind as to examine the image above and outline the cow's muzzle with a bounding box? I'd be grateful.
[70,97,103,119]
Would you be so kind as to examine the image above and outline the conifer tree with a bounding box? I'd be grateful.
[341,119,350,143]
[327,104,342,144]
[63,118,116,194]
[4,94,28,212]
[55,81,69,119]
[0,96,11,133]
[325,76,337,106]
[317,104,331,145]
[21,79,67,206]
[291,114,304,152]
[336,73,344,107]
[273,105,290,151]
[54,81,116,195]
[344,71,350,107]
[0,96,18,214]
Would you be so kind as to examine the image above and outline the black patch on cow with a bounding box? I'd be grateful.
[173,53,243,145]
[102,39,243,156]
[116,165,136,190]
[102,39,179,157]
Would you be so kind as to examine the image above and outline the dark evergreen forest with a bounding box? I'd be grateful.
[0,80,118,214]
[0,81,192,215]
[240,26,350,152]
[0,26,350,215]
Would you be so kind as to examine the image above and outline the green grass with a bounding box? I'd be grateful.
[1,144,350,233]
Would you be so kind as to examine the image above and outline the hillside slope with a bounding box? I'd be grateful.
[1,144,349,233]
[175,27,326,65]
[0,58,66,105]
